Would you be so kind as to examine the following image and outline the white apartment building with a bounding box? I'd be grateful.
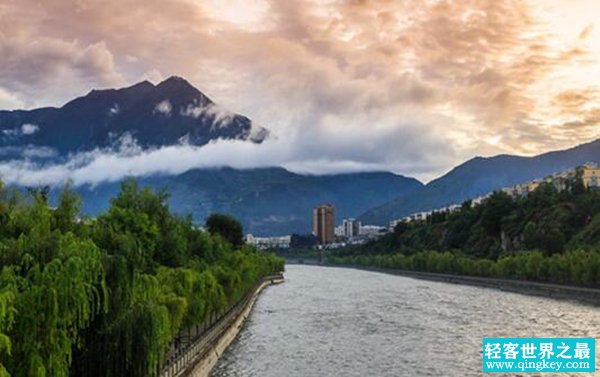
[245,234,291,249]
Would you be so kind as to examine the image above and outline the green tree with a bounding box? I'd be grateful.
[0,178,283,377]
[205,213,244,247]
[53,182,82,233]
[481,191,513,236]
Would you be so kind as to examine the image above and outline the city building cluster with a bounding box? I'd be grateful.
[245,203,387,250]
[246,164,600,250]
[312,204,386,248]
[390,163,600,230]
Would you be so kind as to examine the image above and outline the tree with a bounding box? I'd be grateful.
[0,273,15,377]
[393,221,409,236]
[481,191,514,236]
[0,178,283,377]
[205,213,244,247]
[53,182,81,233]
[290,233,318,249]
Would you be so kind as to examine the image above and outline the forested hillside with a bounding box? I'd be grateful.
[72,167,422,236]
[0,180,283,377]
[332,170,600,286]
[360,138,600,225]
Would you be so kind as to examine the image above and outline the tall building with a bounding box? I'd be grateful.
[313,204,335,244]
[342,218,361,238]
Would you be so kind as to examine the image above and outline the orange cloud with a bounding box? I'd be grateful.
[0,0,598,179]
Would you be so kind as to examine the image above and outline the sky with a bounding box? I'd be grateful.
[1,0,600,183]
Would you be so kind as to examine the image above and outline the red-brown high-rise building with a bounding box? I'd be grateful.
[313,204,335,244]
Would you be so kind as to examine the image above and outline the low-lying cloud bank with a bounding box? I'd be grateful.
[0,128,448,187]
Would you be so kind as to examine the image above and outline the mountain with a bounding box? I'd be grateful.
[360,138,600,225]
[71,167,423,236]
[0,77,422,235]
[0,76,268,158]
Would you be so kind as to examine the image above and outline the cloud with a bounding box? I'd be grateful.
[21,124,39,135]
[153,100,172,117]
[181,102,235,128]
[0,32,124,107]
[0,145,58,159]
[0,0,599,181]
[108,104,120,115]
[0,121,449,186]
[578,24,594,40]
[2,123,40,138]
[0,87,24,109]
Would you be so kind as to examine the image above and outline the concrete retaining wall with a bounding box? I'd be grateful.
[325,264,600,306]
[181,277,284,377]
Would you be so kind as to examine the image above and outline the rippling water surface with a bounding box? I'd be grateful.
[212,265,600,377]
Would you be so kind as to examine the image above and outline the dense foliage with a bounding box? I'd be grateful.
[205,213,244,247]
[331,173,600,286]
[0,180,283,377]
[329,250,600,286]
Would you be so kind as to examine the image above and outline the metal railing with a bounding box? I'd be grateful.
[158,273,284,377]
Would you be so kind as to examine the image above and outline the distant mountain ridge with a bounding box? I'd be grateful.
[0,76,269,158]
[360,138,600,225]
[2,77,599,236]
[69,167,423,236]
[0,77,424,236]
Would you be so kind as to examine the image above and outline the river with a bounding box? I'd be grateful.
[211,264,600,376]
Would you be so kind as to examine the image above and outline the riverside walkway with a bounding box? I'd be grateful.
[159,273,285,377]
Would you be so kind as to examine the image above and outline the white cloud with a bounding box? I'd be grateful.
[0,87,24,109]
[2,123,39,138]
[181,102,235,129]
[153,100,172,117]
[21,146,57,159]
[246,122,270,142]
[2,129,18,137]
[0,145,57,159]
[0,119,448,186]
[20,123,39,135]
[108,104,119,115]
[142,69,164,83]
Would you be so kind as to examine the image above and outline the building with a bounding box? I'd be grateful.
[342,218,361,238]
[245,234,291,250]
[582,163,600,188]
[389,219,403,230]
[359,225,386,237]
[387,164,600,232]
[472,193,491,206]
[313,204,335,244]
[502,163,600,196]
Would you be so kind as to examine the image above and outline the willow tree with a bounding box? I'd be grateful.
[0,271,15,377]
[0,180,283,377]
[0,188,106,377]
[75,269,186,377]
[5,236,105,377]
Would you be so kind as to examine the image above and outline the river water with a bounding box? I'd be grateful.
[211,265,600,377]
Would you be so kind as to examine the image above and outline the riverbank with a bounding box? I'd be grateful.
[323,264,600,306]
[284,258,323,265]
[160,274,285,377]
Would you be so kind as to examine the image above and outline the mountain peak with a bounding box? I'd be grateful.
[160,75,188,84]
[157,76,195,90]
[0,75,269,155]
[83,80,155,100]
[154,75,211,104]
[130,80,155,90]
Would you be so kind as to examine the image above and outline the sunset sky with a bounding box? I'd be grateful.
[1,0,600,181]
